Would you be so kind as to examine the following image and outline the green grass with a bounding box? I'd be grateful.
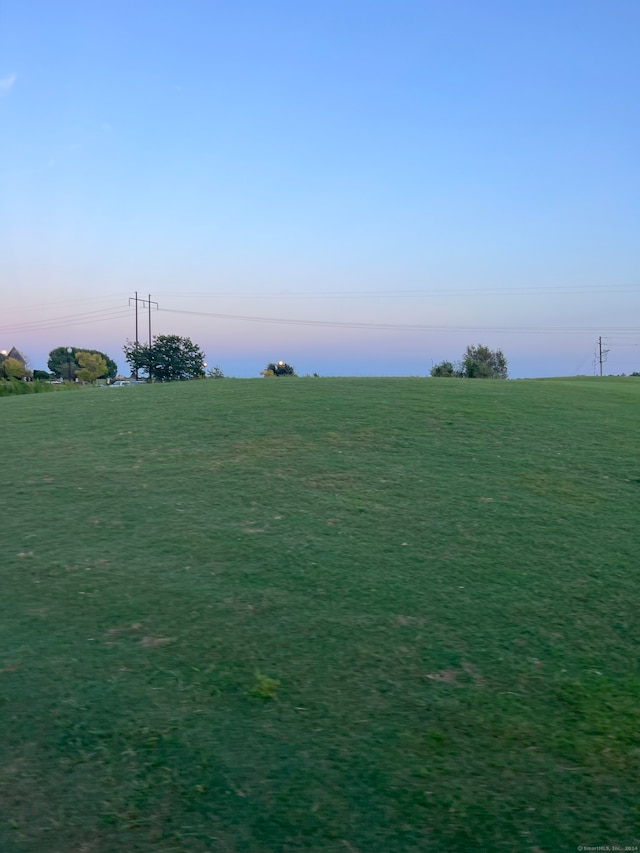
[1,377,639,852]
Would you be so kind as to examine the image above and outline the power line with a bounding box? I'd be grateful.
[0,294,132,318]
[158,284,640,300]
[158,307,640,335]
[0,306,133,335]
[1,295,638,339]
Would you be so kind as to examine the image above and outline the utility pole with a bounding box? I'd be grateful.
[147,293,158,345]
[598,336,610,377]
[129,293,159,379]
[129,292,143,378]
[129,291,145,346]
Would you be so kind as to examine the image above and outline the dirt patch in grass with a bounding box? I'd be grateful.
[139,636,175,648]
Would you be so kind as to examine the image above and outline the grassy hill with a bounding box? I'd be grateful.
[1,377,638,852]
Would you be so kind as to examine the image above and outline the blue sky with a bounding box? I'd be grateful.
[1,0,639,377]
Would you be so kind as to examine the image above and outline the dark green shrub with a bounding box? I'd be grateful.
[0,379,55,397]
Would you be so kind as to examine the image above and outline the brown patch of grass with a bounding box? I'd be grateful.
[425,670,459,684]
[140,636,175,648]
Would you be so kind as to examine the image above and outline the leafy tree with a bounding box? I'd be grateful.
[0,357,27,380]
[262,361,296,377]
[122,341,148,379]
[32,370,52,381]
[123,335,206,382]
[462,344,508,379]
[76,351,108,383]
[48,346,116,380]
[430,345,508,379]
[207,366,225,379]
[430,360,459,378]
[83,348,117,379]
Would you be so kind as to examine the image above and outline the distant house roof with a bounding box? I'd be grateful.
[0,347,27,366]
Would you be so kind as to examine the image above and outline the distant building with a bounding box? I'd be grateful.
[0,346,27,367]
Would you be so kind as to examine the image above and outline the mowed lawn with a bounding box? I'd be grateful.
[1,377,639,852]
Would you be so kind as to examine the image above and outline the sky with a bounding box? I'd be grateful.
[1,0,639,378]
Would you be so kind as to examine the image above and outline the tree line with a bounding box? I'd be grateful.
[12,338,509,385]
[47,347,118,382]
[431,345,508,379]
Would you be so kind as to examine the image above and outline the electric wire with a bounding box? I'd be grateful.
[0,307,133,335]
[158,284,640,300]
[2,291,638,339]
[158,307,640,335]
[0,293,132,318]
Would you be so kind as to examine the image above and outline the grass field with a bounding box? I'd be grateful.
[1,377,639,852]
